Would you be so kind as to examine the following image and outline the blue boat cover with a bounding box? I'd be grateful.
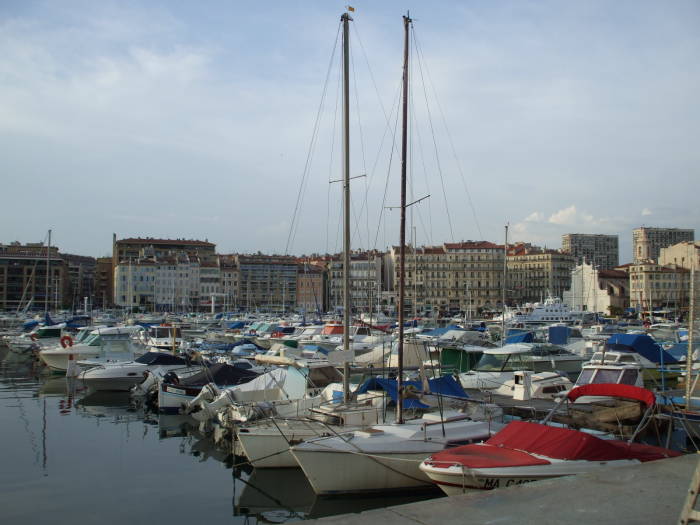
[423,325,465,337]
[227,321,246,330]
[23,320,39,331]
[605,333,679,365]
[505,331,534,344]
[356,375,468,409]
[548,325,570,345]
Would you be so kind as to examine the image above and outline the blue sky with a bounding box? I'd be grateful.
[1,0,698,262]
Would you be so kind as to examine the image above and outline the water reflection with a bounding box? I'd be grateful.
[0,351,439,523]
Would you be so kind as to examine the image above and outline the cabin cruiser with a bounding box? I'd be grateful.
[142,325,183,351]
[458,343,585,391]
[4,323,66,354]
[79,351,191,391]
[38,326,146,372]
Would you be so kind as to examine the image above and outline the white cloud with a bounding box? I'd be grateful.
[641,208,652,216]
[524,211,544,222]
[548,205,578,225]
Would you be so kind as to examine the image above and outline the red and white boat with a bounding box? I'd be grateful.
[419,384,681,495]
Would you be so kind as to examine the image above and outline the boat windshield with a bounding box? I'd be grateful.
[576,368,628,386]
[474,352,533,372]
[83,334,102,346]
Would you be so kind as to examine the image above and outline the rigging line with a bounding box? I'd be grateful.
[349,38,370,251]
[353,23,409,249]
[285,21,342,255]
[292,26,342,255]
[411,27,455,243]
[326,52,343,256]
[371,83,403,251]
[408,61,435,246]
[413,28,483,241]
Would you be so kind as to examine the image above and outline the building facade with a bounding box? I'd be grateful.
[297,263,325,315]
[628,261,689,313]
[388,241,504,317]
[507,244,575,304]
[0,243,68,312]
[659,241,700,271]
[632,227,694,263]
[561,233,619,269]
[237,254,298,313]
[327,252,383,315]
[562,263,629,314]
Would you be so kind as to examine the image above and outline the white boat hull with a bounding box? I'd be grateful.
[419,458,641,496]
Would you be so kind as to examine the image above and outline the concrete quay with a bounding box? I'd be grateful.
[306,454,698,525]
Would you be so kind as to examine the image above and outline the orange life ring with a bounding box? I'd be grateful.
[271,331,284,338]
[30,333,38,341]
[60,335,74,348]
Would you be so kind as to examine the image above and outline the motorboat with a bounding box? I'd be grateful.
[458,343,585,390]
[38,326,146,372]
[419,384,680,494]
[4,323,66,354]
[79,351,191,391]
[142,325,183,351]
[154,362,261,414]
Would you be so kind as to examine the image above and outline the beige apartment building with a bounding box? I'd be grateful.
[507,244,576,304]
[390,241,504,317]
[659,241,700,271]
[628,261,689,312]
[632,227,694,263]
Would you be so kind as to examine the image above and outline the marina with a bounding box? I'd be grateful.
[1,2,700,524]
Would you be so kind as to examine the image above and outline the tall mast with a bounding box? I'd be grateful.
[45,229,51,314]
[501,224,508,346]
[341,11,352,402]
[397,12,411,425]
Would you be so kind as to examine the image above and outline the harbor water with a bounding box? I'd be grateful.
[0,347,438,524]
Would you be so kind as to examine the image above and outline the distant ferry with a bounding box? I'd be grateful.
[505,296,596,325]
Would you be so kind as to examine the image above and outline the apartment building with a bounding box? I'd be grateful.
[507,244,575,304]
[0,242,69,311]
[561,233,619,269]
[632,227,694,263]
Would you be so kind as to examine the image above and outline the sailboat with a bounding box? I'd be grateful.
[290,13,501,495]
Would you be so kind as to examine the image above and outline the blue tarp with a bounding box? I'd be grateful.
[505,331,534,344]
[22,320,39,331]
[548,325,570,345]
[356,375,468,409]
[422,325,465,337]
[605,333,679,365]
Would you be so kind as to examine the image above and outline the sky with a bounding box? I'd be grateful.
[1,0,698,263]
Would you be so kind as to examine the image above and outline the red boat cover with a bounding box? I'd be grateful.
[566,384,656,407]
[426,421,681,469]
[425,444,550,468]
[484,421,680,462]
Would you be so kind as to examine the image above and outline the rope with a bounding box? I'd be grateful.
[285,20,342,255]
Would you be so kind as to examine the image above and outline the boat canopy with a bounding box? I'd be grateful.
[179,363,259,387]
[505,331,534,344]
[605,333,678,365]
[135,352,187,366]
[356,375,468,409]
[227,321,246,330]
[483,343,534,355]
[566,383,656,407]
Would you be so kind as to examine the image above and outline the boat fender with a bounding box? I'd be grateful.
[30,333,38,341]
[60,335,74,348]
